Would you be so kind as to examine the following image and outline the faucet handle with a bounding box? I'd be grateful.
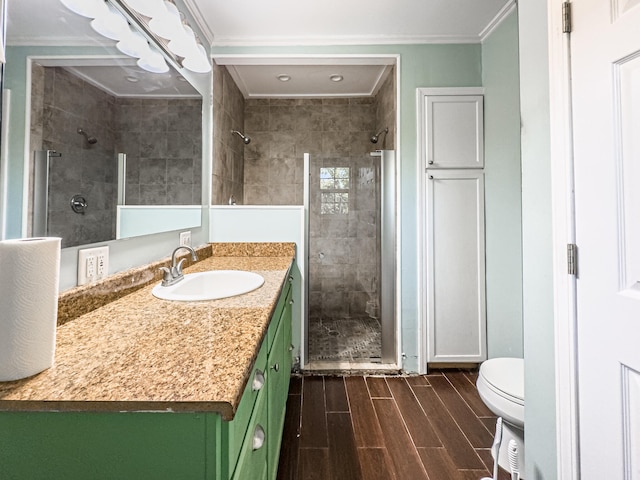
[175,258,187,276]
[159,266,172,284]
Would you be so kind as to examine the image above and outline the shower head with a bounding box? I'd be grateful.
[231,130,251,145]
[370,127,389,144]
[77,128,97,145]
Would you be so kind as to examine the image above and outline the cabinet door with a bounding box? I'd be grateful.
[424,95,484,169]
[426,169,486,363]
[266,293,292,480]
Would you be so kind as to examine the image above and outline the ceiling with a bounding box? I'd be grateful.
[7,0,514,98]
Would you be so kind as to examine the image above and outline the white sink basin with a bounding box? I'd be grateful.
[152,270,265,301]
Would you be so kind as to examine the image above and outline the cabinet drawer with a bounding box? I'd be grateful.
[232,386,269,480]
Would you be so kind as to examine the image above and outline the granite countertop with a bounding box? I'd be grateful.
[0,243,295,421]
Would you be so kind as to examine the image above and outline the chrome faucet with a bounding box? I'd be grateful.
[160,246,198,286]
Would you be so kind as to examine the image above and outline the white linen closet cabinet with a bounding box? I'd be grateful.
[418,88,487,364]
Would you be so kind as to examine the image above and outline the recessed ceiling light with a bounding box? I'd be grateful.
[277,74,291,82]
[125,75,140,83]
[329,74,344,82]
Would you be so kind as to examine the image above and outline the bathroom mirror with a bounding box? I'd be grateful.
[3,0,204,248]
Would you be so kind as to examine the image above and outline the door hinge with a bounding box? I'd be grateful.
[567,243,577,275]
[562,2,572,33]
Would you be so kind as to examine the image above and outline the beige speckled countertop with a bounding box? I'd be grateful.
[0,243,295,421]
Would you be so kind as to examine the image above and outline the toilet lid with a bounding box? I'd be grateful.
[479,357,524,403]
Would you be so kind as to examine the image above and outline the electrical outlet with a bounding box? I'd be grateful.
[179,230,191,247]
[86,255,96,278]
[96,249,109,278]
[78,246,109,285]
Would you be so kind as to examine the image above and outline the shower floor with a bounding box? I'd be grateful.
[307,316,381,364]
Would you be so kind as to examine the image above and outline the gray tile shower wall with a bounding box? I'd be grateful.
[30,66,202,248]
[117,97,202,206]
[242,97,378,205]
[212,62,245,205]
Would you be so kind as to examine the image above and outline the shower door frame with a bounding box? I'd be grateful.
[302,150,398,368]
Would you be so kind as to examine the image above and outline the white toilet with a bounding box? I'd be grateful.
[476,357,525,477]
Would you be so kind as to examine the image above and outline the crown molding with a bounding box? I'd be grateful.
[210,33,482,47]
[479,0,517,42]
[181,0,215,47]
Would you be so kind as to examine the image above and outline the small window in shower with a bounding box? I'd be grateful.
[320,167,350,214]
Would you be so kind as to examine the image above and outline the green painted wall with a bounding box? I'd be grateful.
[482,11,524,358]
[518,2,558,479]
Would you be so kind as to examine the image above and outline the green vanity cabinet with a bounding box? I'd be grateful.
[231,275,293,480]
[0,276,294,480]
[266,279,293,480]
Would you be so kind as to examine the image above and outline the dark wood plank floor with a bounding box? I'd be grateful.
[277,370,511,480]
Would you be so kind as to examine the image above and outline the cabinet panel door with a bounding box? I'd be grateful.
[426,169,486,362]
[425,95,484,169]
[267,310,288,480]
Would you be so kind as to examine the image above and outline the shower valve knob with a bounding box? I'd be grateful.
[70,194,88,214]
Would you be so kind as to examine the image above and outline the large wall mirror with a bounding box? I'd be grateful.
[2,0,204,249]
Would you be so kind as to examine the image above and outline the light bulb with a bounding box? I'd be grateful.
[148,1,182,40]
[167,24,199,58]
[137,48,170,73]
[117,30,151,58]
[91,4,131,41]
[182,43,211,74]
[59,0,108,18]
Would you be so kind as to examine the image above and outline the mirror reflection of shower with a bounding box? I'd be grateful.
[370,127,388,144]
[77,127,98,145]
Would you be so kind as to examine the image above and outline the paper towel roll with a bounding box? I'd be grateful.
[0,237,61,381]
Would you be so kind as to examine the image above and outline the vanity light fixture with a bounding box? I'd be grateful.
[277,74,291,82]
[124,0,166,18]
[167,24,199,59]
[58,0,211,74]
[137,47,170,73]
[90,3,130,40]
[181,43,212,74]
[116,30,151,58]
[148,1,182,39]
[329,74,344,82]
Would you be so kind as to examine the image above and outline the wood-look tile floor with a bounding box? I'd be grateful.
[277,371,512,480]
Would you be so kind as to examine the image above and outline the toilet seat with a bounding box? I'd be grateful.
[477,357,524,428]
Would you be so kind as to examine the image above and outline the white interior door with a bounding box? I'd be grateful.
[571,1,640,478]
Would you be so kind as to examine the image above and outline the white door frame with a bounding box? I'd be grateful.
[547,0,580,478]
